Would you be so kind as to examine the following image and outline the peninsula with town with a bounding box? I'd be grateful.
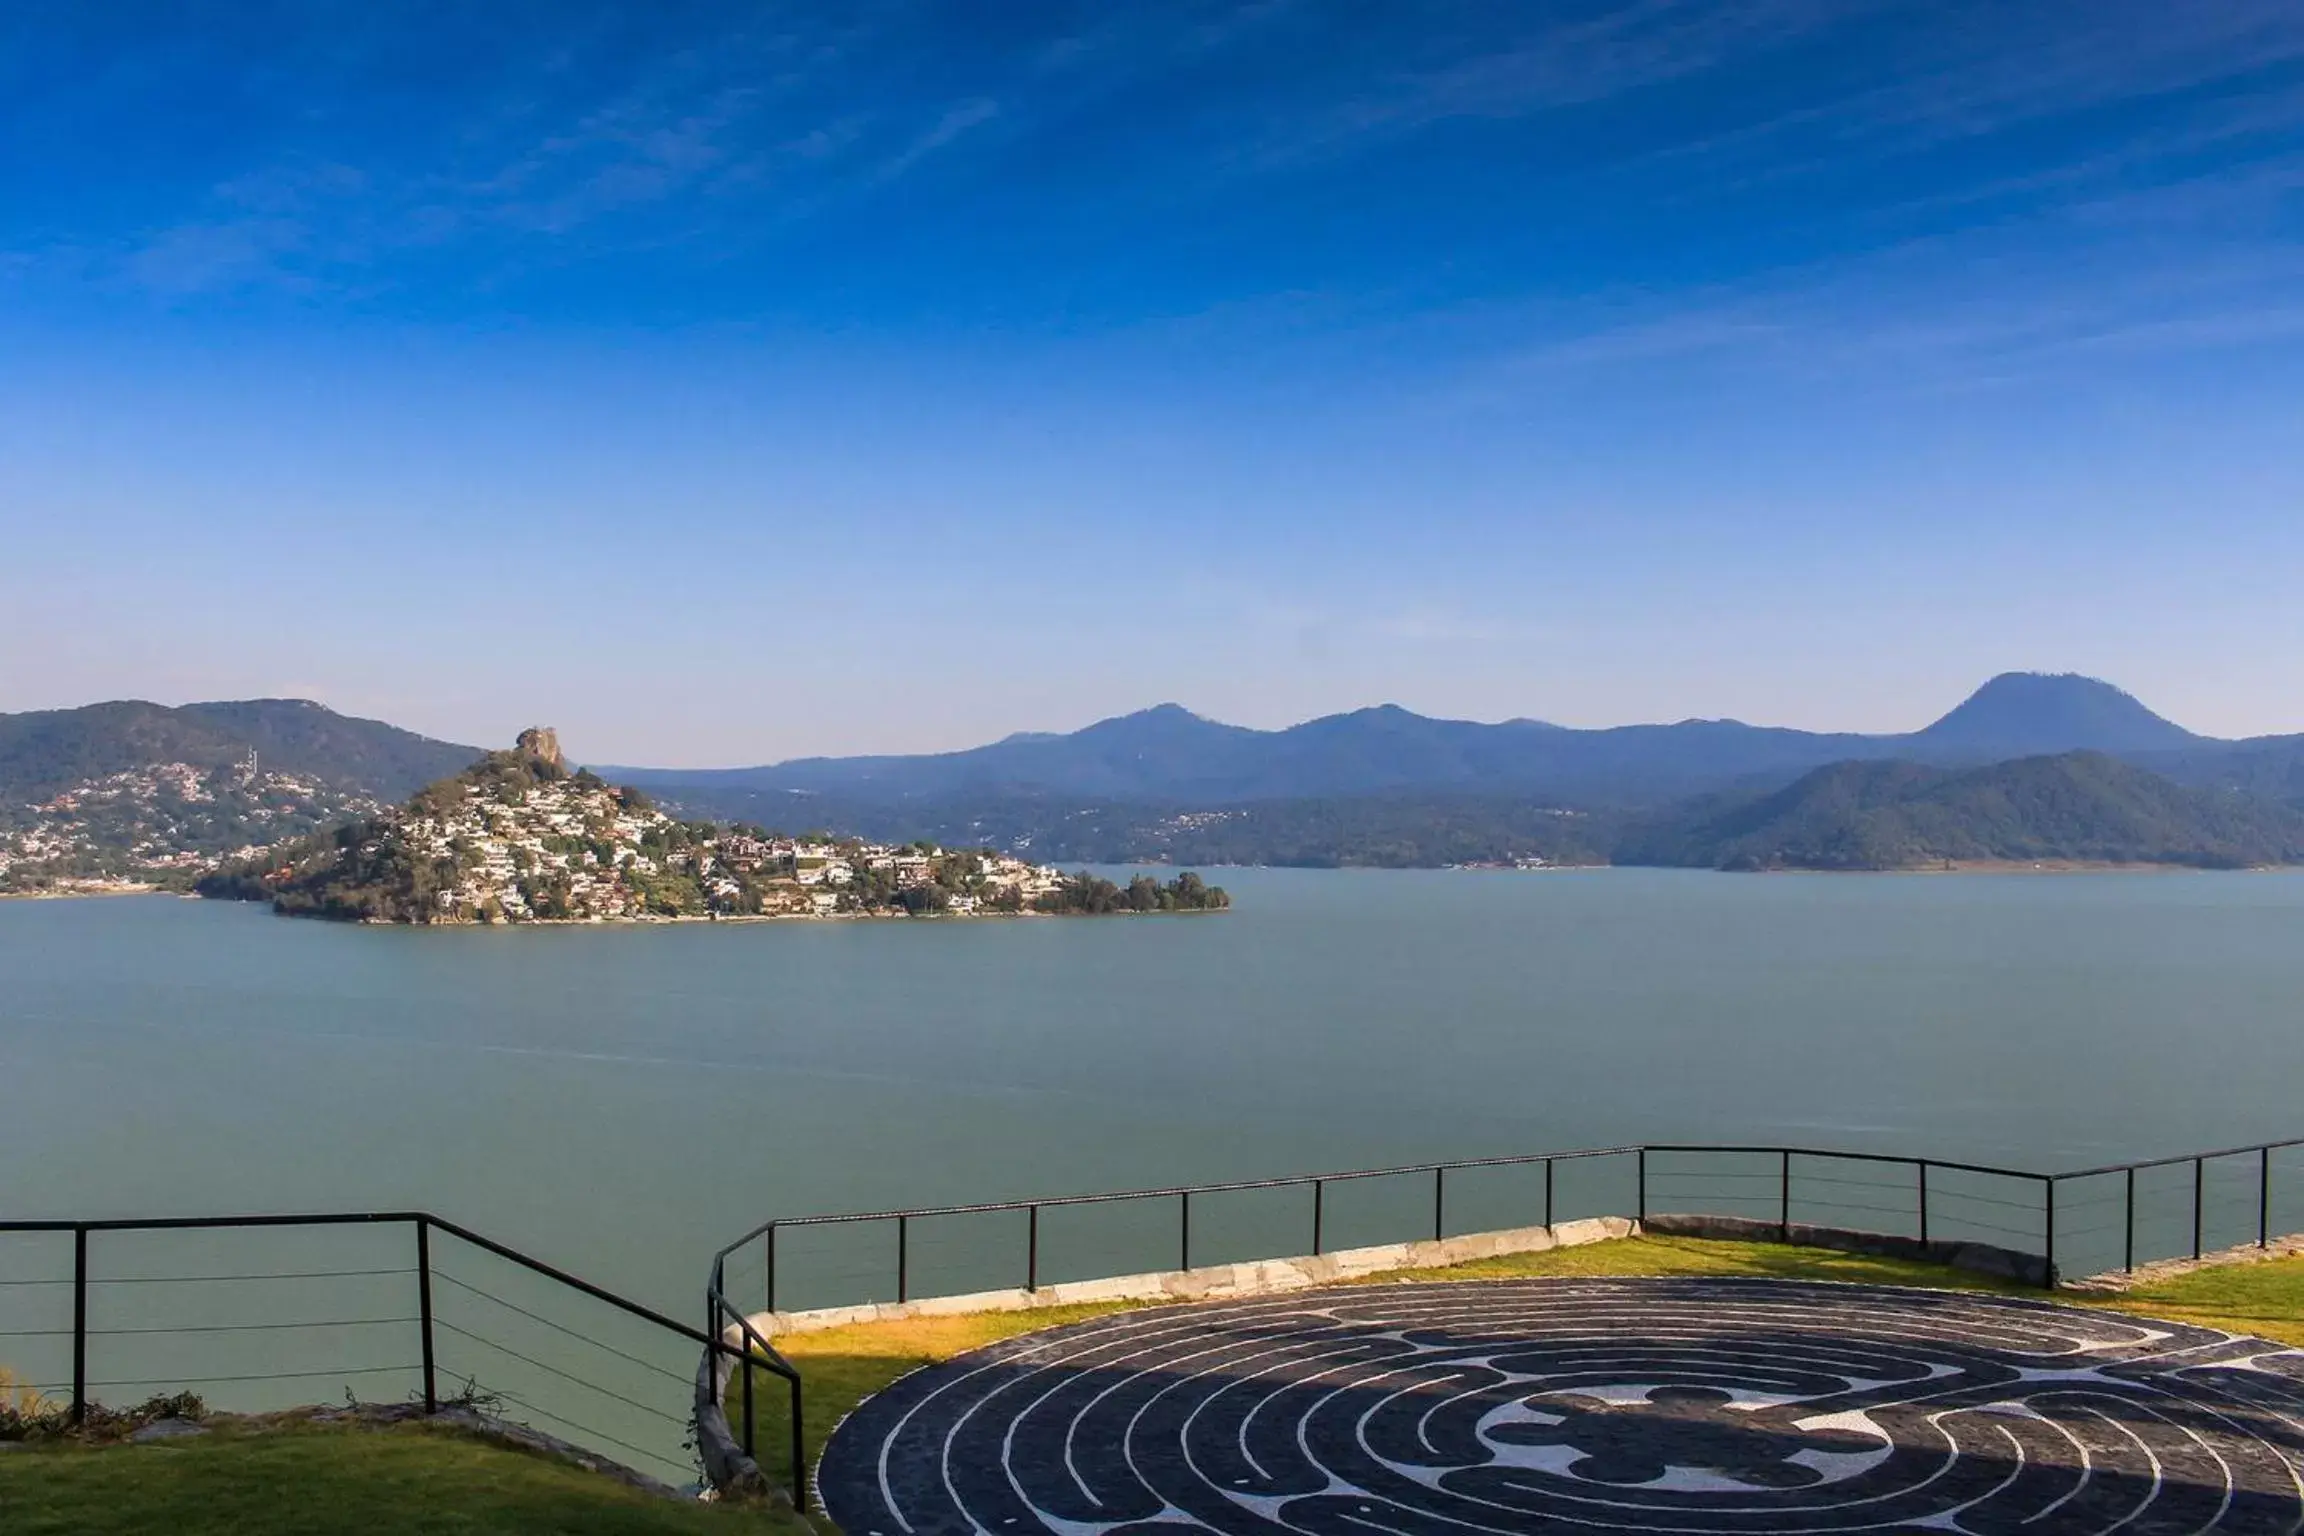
[191,729,1227,924]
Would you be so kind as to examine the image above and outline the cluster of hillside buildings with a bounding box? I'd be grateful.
[376,774,1069,922]
[712,836,1068,910]
[0,760,375,892]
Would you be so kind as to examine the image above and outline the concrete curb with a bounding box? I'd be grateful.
[748,1217,1638,1338]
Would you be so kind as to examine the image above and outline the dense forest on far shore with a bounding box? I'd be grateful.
[646,750,2304,873]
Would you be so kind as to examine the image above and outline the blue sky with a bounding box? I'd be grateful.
[3,2,2301,764]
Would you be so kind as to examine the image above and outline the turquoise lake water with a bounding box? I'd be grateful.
[5,868,2303,1314]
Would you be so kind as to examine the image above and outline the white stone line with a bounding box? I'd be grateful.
[825,1279,2304,1536]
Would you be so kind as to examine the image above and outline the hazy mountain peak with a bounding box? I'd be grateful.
[605,671,2261,811]
[1916,672,2197,754]
[1082,702,1227,733]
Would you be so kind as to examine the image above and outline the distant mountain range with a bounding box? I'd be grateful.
[12,675,2304,879]
[610,673,2301,811]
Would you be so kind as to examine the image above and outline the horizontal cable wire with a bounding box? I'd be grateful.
[1929,1216,2043,1241]
[89,1268,414,1286]
[1782,1199,1927,1221]
[88,1316,416,1337]
[2046,1220,2125,1239]
[87,1363,413,1388]
[2053,1192,2127,1210]
[430,1272,691,1387]
[1920,1189,2051,1213]
[431,1319,685,1426]
[485,1386,689,1480]
[1780,1173,1921,1192]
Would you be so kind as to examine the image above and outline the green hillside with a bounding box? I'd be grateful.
[0,701,483,893]
[0,699,477,801]
[1618,751,2304,871]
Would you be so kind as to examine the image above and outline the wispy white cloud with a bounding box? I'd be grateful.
[870,97,1000,184]
[119,162,371,294]
[124,217,308,294]
[1445,233,2304,413]
[1250,0,1866,164]
[1632,3,2304,202]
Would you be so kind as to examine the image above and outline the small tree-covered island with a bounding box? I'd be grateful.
[196,730,1229,924]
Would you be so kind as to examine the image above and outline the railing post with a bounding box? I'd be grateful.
[765,1225,777,1314]
[1544,1158,1554,1229]
[2124,1166,2135,1273]
[1917,1162,1929,1245]
[2193,1158,2205,1261]
[1180,1191,1192,1271]
[789,1373,807,1513]
[1778,1151,1791,1242]
[2042,1178,2056,1289]
[1312,1179,1324,1256]
[1434,1166,1446,1243]
[1027,1204,1040,1292]
[70,1224,87,1427]
[416,1218,437,1414]
[2261,1147,2271,1250]
[1636,1148,1646,1225]
[897,1215,909,1304]
[742,1345,755,1460]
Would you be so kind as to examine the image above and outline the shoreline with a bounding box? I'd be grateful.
[1741,858,2280,875]
[10,859,2294,906]
[336,906,1230,928]
[199,901,1232,928]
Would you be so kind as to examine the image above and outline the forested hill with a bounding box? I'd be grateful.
[0,699,477,800]
[1615,752,2304,871]
[0,700,484,893]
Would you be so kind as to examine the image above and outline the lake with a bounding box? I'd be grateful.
[6,867,2304,1313]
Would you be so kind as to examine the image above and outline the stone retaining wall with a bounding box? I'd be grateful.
[742,1212,2054,1341]
[1639,1212,2053,1287]
[746,1216,1638,1338]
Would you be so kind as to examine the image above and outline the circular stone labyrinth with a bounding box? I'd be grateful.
[815,1276,2304,1535]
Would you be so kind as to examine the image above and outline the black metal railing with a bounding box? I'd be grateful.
[712,1133,2304,1324]
[0,1211,786,1497]
[701,1131,2304,1507]
[705,1256,807,1509]
[2047,1136,2304,1281]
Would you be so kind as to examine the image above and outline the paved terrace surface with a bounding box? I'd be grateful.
[816,1276,2304,1534]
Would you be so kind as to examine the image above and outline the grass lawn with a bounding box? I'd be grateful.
[737,1234,2304,1483]
[0,1419,802,1536]
[2091,1255,2304,1347]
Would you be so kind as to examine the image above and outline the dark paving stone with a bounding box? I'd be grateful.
[817,1276,2304,1534]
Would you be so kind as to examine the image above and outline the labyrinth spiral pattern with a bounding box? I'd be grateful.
[816,1277,2304,1534]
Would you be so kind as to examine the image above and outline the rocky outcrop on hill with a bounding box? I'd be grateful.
[516,727,565,771]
